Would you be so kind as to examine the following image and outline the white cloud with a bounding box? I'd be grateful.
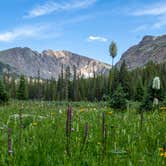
[132,3,166,16]
[88,35,107,42]
[132,25,148,32]
[131,3,166,30]
[132,16,166,32]
[153,15,166,29]
[0,25,49,42]
[25,0,97,18]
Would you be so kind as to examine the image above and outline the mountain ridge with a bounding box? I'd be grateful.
[116,34,166,69]
[0,47,111,79]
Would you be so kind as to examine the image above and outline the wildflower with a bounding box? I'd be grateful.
[153,98,159,106]
[159,148,164,151]
[97,142,101,145]
[50,112,55,116]
[160,152,166,157]
[152,76,160,90]
[107,111,113,115]
[159,146,166,157]
[160,107,166,110]
[59,110,62,114]
[79,109,84,113]
[32,122,38,126]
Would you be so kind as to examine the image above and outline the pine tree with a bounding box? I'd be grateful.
[111,67,120,94]
[119,60,130,99]
[65,66,71,101]
[10,76,16,99]
[0,79,9,104]
[56,75,61,100]
[72,65,78,101]
[110,84,127,110]
[109,41,117,67]
[37,70,42,99]
[135,80,144,101]
[17,75,28,100]
[60,65,65,100]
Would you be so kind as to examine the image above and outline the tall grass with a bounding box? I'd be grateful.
[0,101,165,165]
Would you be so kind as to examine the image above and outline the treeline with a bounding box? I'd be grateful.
[2,61,166,102]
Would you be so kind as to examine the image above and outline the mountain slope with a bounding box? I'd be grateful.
[0,47,111,79]
[116,35,166,69]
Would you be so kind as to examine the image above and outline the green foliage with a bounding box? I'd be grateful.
[0,101,165,165]
[109,41,117,59]
[140,86,154,111]
[110,84,127,110]
[109,67,120,95]
[1,61,166,103]
[119,60,130,98]
[140,77,164,111]
[65,66,71,101]
[160,96,166,106]
[109,41,117,66]
[17,75,28,100]
[0,79,9,104]
[135,80,144,101]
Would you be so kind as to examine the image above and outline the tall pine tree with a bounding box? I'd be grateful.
[17,75,28,100]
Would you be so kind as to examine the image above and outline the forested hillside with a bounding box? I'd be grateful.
[3,61,166,102]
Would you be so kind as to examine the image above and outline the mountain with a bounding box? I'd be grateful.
[116,35,166,69]
[0,47,111,79]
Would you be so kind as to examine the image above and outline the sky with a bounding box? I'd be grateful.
[0,0,166,64]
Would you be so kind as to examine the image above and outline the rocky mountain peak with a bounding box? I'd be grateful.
[116,34,166,70]
[140,35,154,44]
[0,47,111,79]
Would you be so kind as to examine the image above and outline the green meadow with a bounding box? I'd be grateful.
[0,101,165,166]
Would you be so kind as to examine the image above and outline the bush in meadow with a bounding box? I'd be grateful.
[110,84,127,110]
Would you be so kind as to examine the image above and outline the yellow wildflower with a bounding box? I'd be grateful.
[160,152,166,157]
[107,111,113,115]
[97,142,101,145]
[159,148,164,151]
[50,112,56,116]
[160,107,166,110]
[80,109,84,113]
[32,122,37,126]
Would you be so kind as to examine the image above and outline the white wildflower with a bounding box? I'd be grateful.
[152,76,160,90]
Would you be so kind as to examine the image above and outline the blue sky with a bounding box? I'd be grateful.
[0,0,166,64]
